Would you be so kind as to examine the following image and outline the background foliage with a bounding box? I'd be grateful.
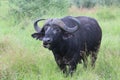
[9,0,69,19]
[0,0,120,80]
[8,0,120,20]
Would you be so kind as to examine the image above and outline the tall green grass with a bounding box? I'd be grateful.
[0,1,120,80]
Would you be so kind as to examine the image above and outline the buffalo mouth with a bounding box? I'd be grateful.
[43,42,51,48]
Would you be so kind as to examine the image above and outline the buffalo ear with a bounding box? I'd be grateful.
[31,33,44,40]
[62,32,74,40]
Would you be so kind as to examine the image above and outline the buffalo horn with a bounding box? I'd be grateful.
[51,17,81,33]
[34,19,46,32]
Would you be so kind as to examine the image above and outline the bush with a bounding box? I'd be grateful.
[81,0,96,8]
[71,0,120,8]
[97,0,120,6]
[71,0,97,8]
[8,0,70,20]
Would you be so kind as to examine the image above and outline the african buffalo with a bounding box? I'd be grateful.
[31,16,102,76]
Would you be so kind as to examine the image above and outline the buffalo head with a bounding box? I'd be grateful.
[31,16,81,49]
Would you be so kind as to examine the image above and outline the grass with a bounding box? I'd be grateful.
[0,1,120,80]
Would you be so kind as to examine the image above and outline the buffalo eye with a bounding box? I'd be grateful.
[53,28,61,34]
[44,26,49,31]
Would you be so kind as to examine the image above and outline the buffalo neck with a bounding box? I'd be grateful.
[51,39,68,56]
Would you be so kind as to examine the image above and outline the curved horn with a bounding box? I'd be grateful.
[51,16,81,33]
[34,19,46,32]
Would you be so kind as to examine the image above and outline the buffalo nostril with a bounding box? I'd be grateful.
[47,39,51,42]
[43,38,52,43]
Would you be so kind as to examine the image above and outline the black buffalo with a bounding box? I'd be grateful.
[31,16,102,75]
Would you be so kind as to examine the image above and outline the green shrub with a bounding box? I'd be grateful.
[96,0,120,6]
[71,0,97,8]
[71,0,120,8]
[8,0,70,19]
[81,0,96,8]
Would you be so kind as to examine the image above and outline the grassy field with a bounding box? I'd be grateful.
[0,1,120,80]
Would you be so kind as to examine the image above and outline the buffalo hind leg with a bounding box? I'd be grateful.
[80,51,88,68]
[90,51,97,68]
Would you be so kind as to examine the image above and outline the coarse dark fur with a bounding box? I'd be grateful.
[31,16,102,76]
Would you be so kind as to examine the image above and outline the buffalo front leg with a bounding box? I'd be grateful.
[53,54,67,73]
[68,61,77,76]
[68,53,80,76]
[57,60,67,73]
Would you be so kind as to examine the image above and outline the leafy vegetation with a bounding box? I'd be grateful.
[72,0,120,8]
[0,0,120,80]
[8,0,69,20]
[7,0,120,20]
